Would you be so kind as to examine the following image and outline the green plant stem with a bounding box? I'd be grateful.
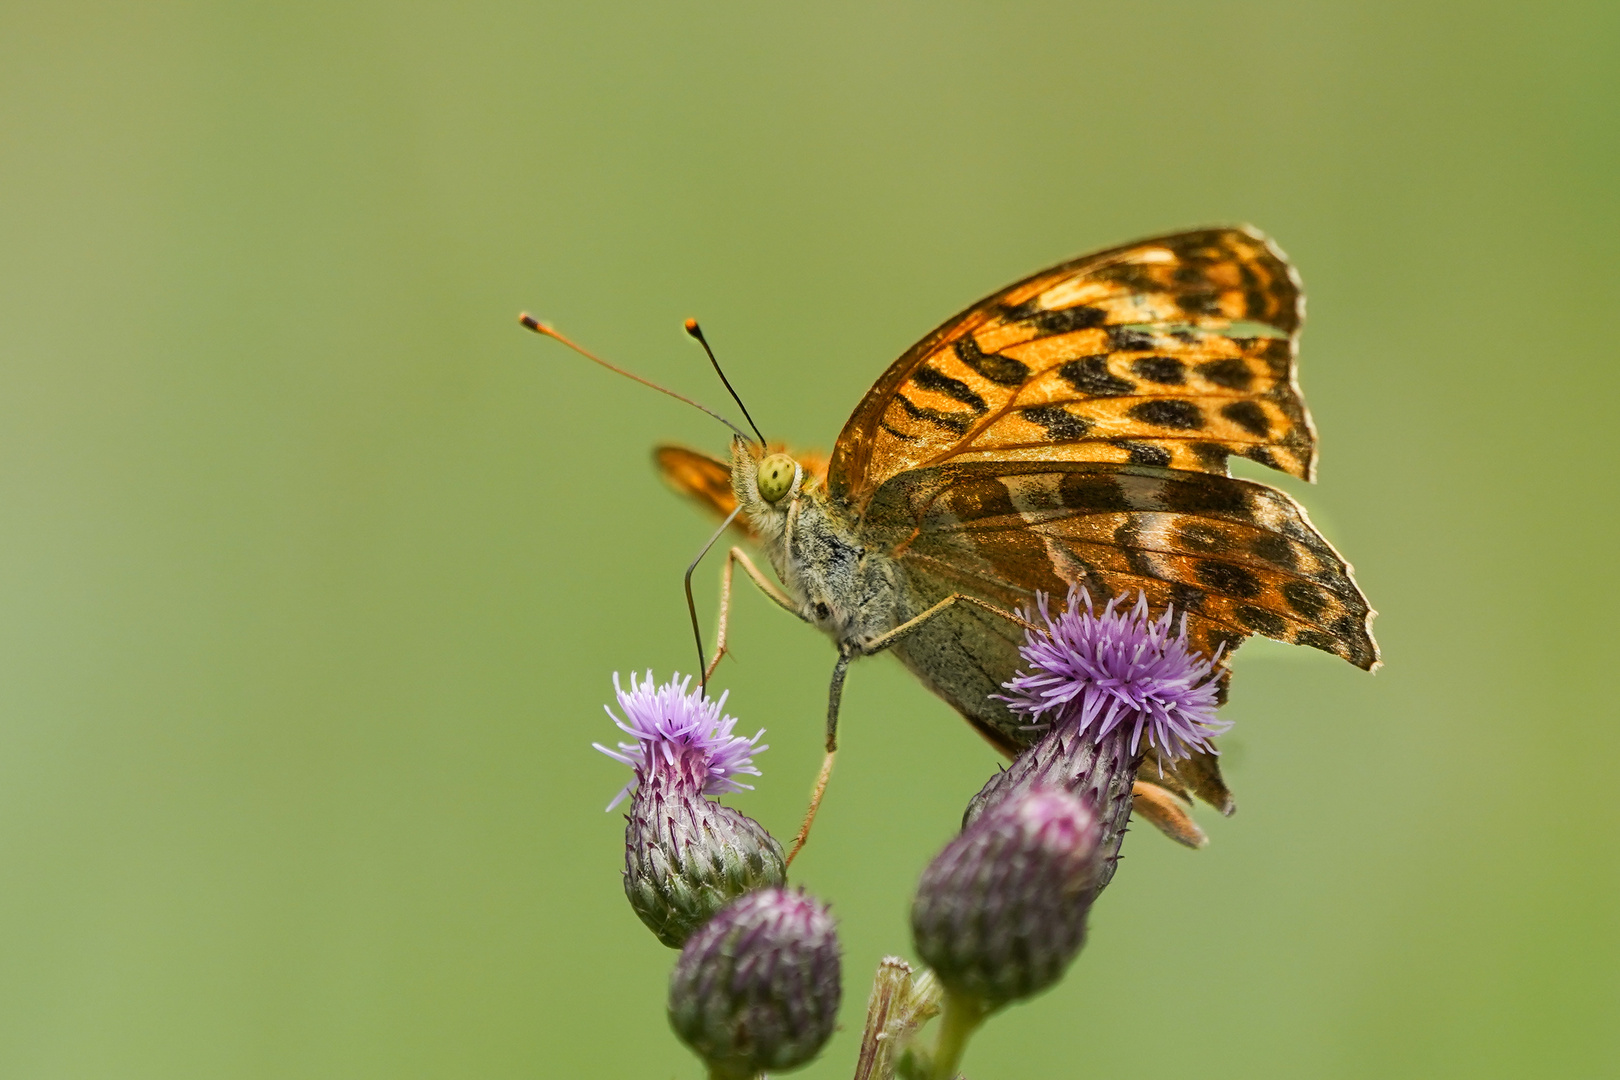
[929,989,988,1080]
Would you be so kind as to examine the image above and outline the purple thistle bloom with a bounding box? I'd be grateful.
[995,585,1229,760]
[595,671,766,811]
[597,672,784,947]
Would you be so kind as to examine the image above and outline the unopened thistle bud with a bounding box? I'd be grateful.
[668,887,842,1077]
[595,672,785,948]
[911,787,1101,1011]
[964,720,1136,895]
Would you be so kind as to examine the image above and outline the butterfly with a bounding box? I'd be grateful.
[655,226,1379,853]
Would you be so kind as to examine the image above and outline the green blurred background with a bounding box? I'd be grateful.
[1,2,1615,1076]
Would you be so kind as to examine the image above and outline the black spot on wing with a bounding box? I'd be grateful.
[1195,560,1263,599]
[953,336,1030,387]
[1059,356,1135,397]
[1255,337,1294,376]
[912,365,989,414]
[1131,356,1186,384]
[1128,400,1205,430]
[1160,475,1250,516]
[1244,447,1279,468]
[1175,522,1231,554]
[1236,604,1288,637]
[1168,582,1208,612]
[946,477,1019,522]
[1176,290,1222,316]
[1196,358,1253,391]
[1058,471,1134,512]
[1244,532,1297,570]
[1330,613,1363,641]
[1019,405,1093,440]
[1097,263,1161,292]
[1119,441,1171,466]
[894,393,970,435]
[1191,441,1230,471]
[1220,400,1271,437]
[1033,305,1108,334]
[1108,327,1156,352]
[1281,580,1329,619]
[1244,289,1271,323]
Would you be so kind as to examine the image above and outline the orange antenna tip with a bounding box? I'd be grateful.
[683,318,700,335]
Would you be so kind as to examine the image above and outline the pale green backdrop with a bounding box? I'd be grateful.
[0,2,1614,1077]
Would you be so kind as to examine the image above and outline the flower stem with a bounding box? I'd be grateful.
[929,989,987,1080]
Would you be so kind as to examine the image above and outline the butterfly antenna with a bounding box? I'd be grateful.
[518,314,754,443]
[684,319,766,446]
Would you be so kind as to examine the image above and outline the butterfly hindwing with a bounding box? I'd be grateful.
[829,227,1314,507]
[859,461,1378,671]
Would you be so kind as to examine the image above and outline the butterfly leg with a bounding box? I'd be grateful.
[859,593,1035,656]
[704,546,807,682]
[785,598,1028,864]
[785,652,850,866]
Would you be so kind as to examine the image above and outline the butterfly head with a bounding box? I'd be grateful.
[730,436,806,519]
[755,453,798,504]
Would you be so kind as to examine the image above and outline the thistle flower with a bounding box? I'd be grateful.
[596,672,784,948]
[996,586,1229,760]
[911,787,1101,1011]
[596,671,765,811]
[668,887,843,1078]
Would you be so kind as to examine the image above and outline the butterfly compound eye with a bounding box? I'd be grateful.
[757,454,797,503]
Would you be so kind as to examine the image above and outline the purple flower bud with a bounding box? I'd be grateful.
[911,788,1101,1010]
[668,888,843,1077]
[965,721,1137,896]
[598,673,785,947]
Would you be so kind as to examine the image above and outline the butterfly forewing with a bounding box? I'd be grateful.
[656,445,740,520]
[830,227,1315,507]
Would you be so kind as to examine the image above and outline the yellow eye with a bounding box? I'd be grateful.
[757,454,796,503]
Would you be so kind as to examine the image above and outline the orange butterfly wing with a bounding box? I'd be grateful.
[828,227,1314,509]
[655,445,741,521]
